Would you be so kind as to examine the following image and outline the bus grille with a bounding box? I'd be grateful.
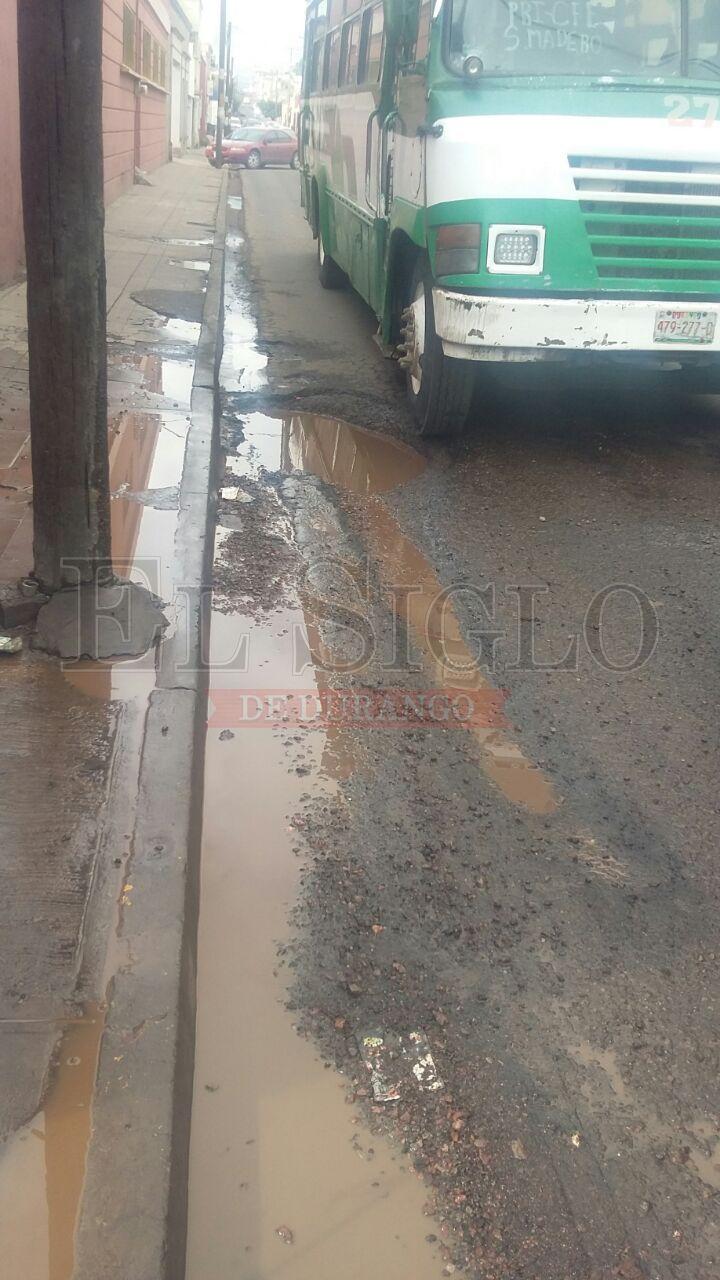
[568,155,720,290]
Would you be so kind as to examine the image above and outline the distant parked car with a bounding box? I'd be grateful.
[206,126,298,170]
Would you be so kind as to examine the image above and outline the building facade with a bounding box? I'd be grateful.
[0,0,209,287]
[103,0,173,197]
[0,0,23,285]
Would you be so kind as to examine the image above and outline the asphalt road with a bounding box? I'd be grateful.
[207,166,720,1280]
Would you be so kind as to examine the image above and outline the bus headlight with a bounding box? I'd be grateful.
[435,224,481,276]
[488,225,546,275]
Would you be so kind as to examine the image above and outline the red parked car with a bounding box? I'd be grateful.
[206,126,299,170]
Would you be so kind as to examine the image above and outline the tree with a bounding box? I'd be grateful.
[257,99,282,120]
[17,0,111,593]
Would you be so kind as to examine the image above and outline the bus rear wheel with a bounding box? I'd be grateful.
[317,230,345,290]
[401,262,474,438]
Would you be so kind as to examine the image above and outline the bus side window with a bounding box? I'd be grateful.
[306,0,328,93]
[340,15,362,85]
[310,38,324,91]
[358,3,385,84]
[323,27,342,89]
[414,0,432,62]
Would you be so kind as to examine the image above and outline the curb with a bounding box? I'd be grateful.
[74,167,227,1280]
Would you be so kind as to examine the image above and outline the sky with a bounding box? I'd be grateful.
[200,0,305,73]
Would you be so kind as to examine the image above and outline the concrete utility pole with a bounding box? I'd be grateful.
[214,0,228,166]
[16,0,111,593]
[226,22,233,116]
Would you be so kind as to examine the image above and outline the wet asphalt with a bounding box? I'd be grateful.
[192,166,720,1280]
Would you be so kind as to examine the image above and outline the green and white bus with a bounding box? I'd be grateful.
[299,0,720,434]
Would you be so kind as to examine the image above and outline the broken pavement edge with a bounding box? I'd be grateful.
[73,167,228,1280]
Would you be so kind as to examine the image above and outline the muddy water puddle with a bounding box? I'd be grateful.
[64,351,193,704]
[186,404,560,1277]
[0,1006,105,1280]
[187,598,446,1280]
[223,409,557,814]
[0,341,200,1277]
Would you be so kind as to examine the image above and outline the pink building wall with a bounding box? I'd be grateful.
[0,0,171,285]
[0,1,24,285]
[137,0,172,173]
[103,0,171,203]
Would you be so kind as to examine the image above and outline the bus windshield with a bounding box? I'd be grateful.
[447,0,720,80]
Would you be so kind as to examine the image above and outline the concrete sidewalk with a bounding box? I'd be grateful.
[0,152,224,1279]
[0,151,221,584]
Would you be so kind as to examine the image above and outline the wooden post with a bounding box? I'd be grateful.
[17,0,111,593]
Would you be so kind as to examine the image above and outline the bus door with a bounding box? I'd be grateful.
[360,1,391,311]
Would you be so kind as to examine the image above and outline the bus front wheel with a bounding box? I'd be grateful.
[402,262,474,438]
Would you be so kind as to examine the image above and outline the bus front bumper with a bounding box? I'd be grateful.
[433,290,720,364]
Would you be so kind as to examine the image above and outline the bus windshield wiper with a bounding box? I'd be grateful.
[686,57,720,76]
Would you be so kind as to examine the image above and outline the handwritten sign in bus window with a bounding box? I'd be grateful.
[499,0,680,65]
[446,0,720,78]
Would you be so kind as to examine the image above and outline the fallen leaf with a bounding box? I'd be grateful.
[511,1139,528,1160]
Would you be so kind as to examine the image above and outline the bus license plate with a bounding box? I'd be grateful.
[654,310,717,344]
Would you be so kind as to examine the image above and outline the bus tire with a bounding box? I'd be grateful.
[403,261,474,438]
[317,229,345,290]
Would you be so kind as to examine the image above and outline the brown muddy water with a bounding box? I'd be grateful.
[0,346,197,1278]
[0,1008,105,1280]
[224,410,556,814]
[187,604,446,1280]
[186,413,450,1279]
[186,407,559,1278]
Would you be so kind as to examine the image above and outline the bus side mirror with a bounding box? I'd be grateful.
[417,122,443,138]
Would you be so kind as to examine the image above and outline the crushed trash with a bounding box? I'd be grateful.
[275,1224,294,1245]
[0,635,22,654]
[359,1032,402,1103]
[407,1031,443,1092]
[358,1029,444,1102]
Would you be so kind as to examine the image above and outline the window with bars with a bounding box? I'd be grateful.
[122,9,168,88]
[142,28,152,79]
[122,4,136,69]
